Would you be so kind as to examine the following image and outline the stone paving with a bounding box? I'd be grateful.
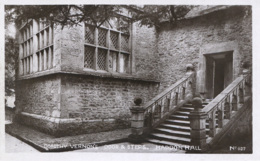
[5,133,39,153]
[5,122,131,152]
[5,122,186,153]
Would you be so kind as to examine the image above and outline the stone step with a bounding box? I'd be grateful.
[165,119,190,126]
[164,119,218,128]
[174,111,190,116]
[158,121,217,129]
[150,133,191,145]
[169,115,189,121]
[146,139,187,149]
[143,102,213,148]
[160,124,191,132]
[154,128,190,138]
[178,107,194,112]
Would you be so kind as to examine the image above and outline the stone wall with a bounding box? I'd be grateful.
[16,73,159,136]
[157,6,252,89]
[133,23,159,80]
[60,25,85,72]
[60,74,159,120]
[16,75,61,117]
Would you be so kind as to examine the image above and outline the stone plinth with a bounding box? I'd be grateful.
[189,97,208,152]
[128,106,146,143]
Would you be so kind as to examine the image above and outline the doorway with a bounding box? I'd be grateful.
[205,51,233,99]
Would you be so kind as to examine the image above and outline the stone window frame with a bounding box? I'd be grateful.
[19,19,54,76]
[84,17,132,74]
[196,41,240,95]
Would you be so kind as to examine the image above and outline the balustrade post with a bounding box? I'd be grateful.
[224,97,231,119]
[169,92,173,110]
[175,92,178,105]
[189,97,208,151]
[209,111,216,137]
[182,87,186,100]
[161,99,165,118]
[217,104,224,128]
[243,69,251,97]
[232,95,238,111]
[128,98,146,143]
[239,87,244,104]
[186,64,195,98]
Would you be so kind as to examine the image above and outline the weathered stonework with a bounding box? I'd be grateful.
[133,24,159,80]
[16,73,159,136]
[60,25,85,72]
[60,74,159,120]
[16,75,61,116]
[157,6,252,90]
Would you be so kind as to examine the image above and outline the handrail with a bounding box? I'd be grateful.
[201,72,251,137]
[143,71,195,127]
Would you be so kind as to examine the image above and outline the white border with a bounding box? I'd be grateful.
[1,0,260,161]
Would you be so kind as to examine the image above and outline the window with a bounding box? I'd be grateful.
[84,17,131,73]
[19,19,54,75]
[20,20,33,75]
[36,19,54,71]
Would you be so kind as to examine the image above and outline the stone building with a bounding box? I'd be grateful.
[15,4,252,144]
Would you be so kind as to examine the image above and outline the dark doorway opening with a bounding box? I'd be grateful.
[205,51,233,99]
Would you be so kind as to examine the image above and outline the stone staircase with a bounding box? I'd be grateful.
[146,102,213,146]
[128,71,251,152]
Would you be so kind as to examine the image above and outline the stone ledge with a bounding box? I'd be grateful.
[17,70,160,83]
[21,112,118,123]
[185,5,231,19]
[17,112,131,137]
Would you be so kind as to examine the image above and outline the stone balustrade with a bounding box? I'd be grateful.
[189,70,251,151]
[128,64,195,142]
[142,64,195,129]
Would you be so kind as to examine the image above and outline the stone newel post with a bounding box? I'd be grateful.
[189,97,207,151]
[128,98,145,143]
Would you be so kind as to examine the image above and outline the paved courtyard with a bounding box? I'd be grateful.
[5,133,39,153]
[5,134,185,153]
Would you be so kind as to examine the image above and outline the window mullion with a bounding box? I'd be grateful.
[118,33,122,72]
[107,30,111,72]
[129,22,133,74]
[94,28,98,70]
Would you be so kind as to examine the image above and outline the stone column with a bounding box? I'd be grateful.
[189,97,208,152]
[128,105,146,143]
